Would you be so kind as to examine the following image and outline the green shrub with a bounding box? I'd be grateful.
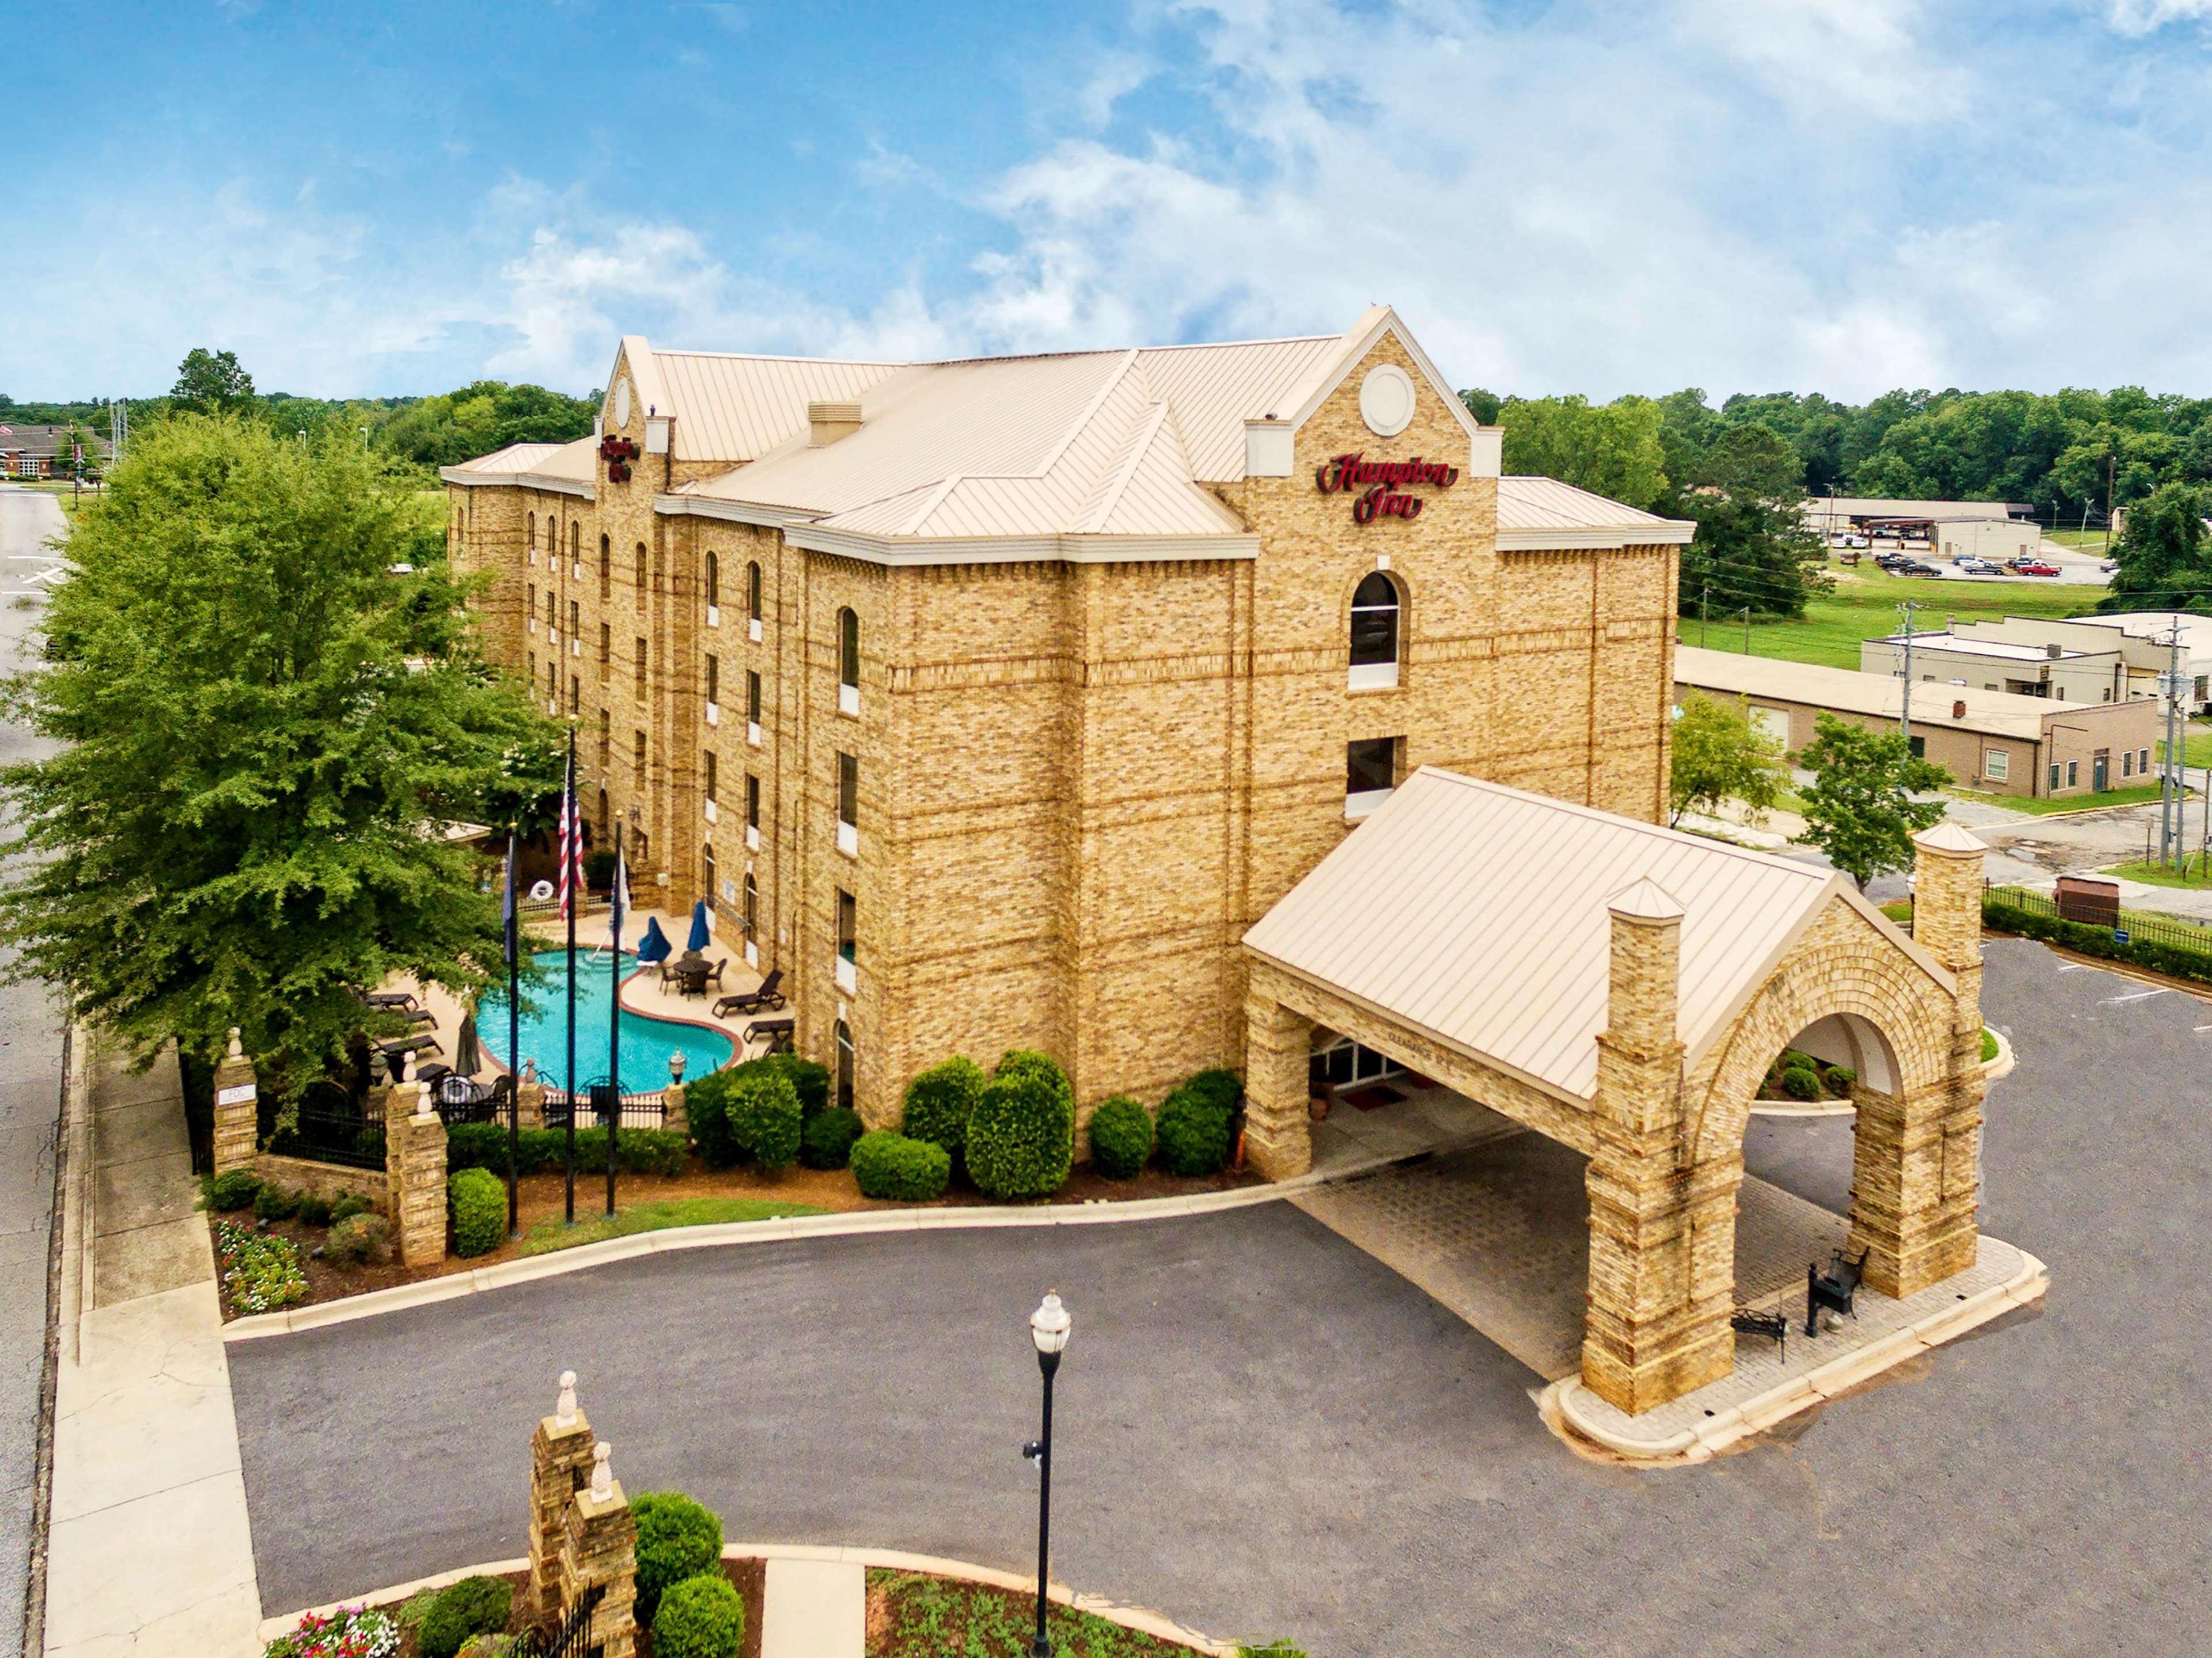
[965,1053,1074,1200]
[444,1123,688,1179]
[1980,1027,1999,1063]
[900,1056,986,1157]
[329,1190,372,1226]
[296,1190,334,1227]
[448,1168,505,1257]
[757,1053,831,1117]
[1823,1064,1857,1094]
[253,1182,301,1223]
[652,1573,744,1658]
[208,1169,262,1211]
[214,1220,306,1315]
[1984,897,2212,987]
[725,1067,802,1170]
[584,847,619,890]
[684,1068,745,1167]
[800,1106,865,1170]
[1155,1086,1234,1176]
[324,1212,390,1268]
[1086,1097,1153,1179]
[1779,1066,1824,1102]
[1181,1067,1244,1116]
[457,1637,513,1658]
[417,1574,512,1658]
[395,1588,438,1630]
[850,1131,950,1202]
[631,1492,724,1624]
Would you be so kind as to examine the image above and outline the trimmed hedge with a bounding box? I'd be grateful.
[758,1053,831,1117]
[444,1123,688,1178]
[1086,1097,1154,1179]
[1156,1084,1234,1176]
[725,1066,803,1170]
[1984,897,2212,988]
[800,1106,865,1170]
[329,1190,373,1226]
[631,1492,724,1625]
[448,1167,505,1257]
[253,1181,300,1222]
[682,1066,745,1167]
[324,1212,390,1267]
[850,1131,950,1202]
[207,1169,262,1212]
[418,1574,511,1658]
[653,1573,745,1658]
[1779,1066,1823,1101]
[965,1052,1074,1200]
[297,1190,334,1227]
[900,1056,986,1158]
[1181,1067,1244,1116]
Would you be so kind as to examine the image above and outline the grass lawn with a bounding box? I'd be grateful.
[1950,781,2175,815]
[520,1194,828,1255]
[1678,559,2101,670]
[1982,1028,1998,1063]
[2158,729,2212,769]
[866,1570,1216,1658]
[2046,529,2112,552]
[2099,858,2212,891]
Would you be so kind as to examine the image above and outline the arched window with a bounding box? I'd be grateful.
[835,1020,854,1113]
[526,511,536,556]
[702,841,717,908]
[599,534,611,591]
[705,551,720,614]
[635,545,648,598]
[747,560,763,624]
[1349,571,1402,689]
[569,522,580,560]
[836,608,859,715]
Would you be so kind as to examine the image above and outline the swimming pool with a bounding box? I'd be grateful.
[478,950,734,1088]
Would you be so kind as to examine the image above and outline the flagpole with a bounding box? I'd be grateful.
[563,723,577,1226]
[607,822,622,1219]
[505,829,520,1240]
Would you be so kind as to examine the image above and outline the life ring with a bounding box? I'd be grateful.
[529,879,555,902]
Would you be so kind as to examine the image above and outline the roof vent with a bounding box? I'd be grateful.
[808,401,862,447]
[1953,700,1967,719]
[2046,642,2063,659]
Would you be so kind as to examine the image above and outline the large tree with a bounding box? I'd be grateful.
[2099,480,2212,613]
[1493,393,1669,512]
[1671,422,1829,621]
[0,415,561,1089]
[1796,714,1950,890]
[1668,693,1787,828]
[169,347,259,416]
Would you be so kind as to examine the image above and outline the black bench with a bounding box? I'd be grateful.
[1805,1247,1868,1337]
[1730,1307,1787,1361]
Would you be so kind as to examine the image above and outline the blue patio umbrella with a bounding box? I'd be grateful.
[634,916,672,965]
[686,900,712,955]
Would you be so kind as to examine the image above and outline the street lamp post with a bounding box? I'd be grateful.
[1022,1290,1072,1658]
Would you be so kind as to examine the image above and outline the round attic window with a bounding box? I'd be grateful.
[1358,364,1415,438]
[612,378,631,428]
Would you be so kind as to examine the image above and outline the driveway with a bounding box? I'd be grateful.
[230,942,2211,1657]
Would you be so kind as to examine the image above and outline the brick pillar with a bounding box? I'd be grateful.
[386,1068,448,1269]
[1851,825,1986,1297]
[212,1028,258,1175]
[1582,880,1736,1414]
[517,1060,546,1130]
[1241,995,1312,1181]
[529,1371,597,1625]
[661,1082,686,1140]
[559,1441,638,1658]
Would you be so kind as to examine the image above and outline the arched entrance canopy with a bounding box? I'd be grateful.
[1241,769,1987,1414]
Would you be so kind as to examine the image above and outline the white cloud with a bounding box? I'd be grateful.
[2104,0,2212,34]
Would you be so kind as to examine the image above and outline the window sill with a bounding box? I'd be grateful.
[835,958,857,995]
[838,685,860,718]
[836,822,858,858]
[703,799,718,824]
[704,702,719,727]
[747,721,763,748]
[706,605,720,629]
[1344,787,1395,822]
[1347,663,1400,692]
[749,618,764,644]
[745,825,760,852]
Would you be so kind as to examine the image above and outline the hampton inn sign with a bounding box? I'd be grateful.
[1315,452,1461,522]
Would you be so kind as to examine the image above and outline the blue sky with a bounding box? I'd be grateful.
[6,0,2211,402]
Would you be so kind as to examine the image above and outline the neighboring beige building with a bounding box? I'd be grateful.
[1677,646,2158,797]
[1861,629,2128,705]
[445,308,1696,1129]
[1802,495,2028,538]
[1934,518,2044,563]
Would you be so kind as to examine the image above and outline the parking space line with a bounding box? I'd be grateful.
[2101,988,2170,1004]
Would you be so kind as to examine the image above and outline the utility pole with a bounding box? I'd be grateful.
[2162,623,2184,867]
[1700,582,1710,648]
[1897,600,1917,738]
[1741,606,1751,656]
[2106,453,2116,556]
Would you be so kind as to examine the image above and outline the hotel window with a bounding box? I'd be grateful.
[704,750,718,802]
[527,512,535,551]
[527,583,536,627]
[743,871,757,935]
[747,669,763,728]
[706,551,720,616]
[600,533,611,595]
[835,1020,854,1113]
[836,888,857,991]
[635,638,648,701]
[546,660,557,699]
[838,608,860,715]
[705,655,719,707]
[528,651,536,684]
[702,842,716,910]
[1349,571,1402,690]
[569,600,579,642]
[569,522,579,562]
[2067,759,2079,788]
[746,772,761,848]
[599,710,611,768]
[600,623,611,667]
[635,545,648,600]
[546,592,555,630]
[2141,747,2151,775]
[2048,762,2062,792]
[2123,749,2134,778]
[569,674,579,716]
[1346,737,1399,818]
[635,730,647,776]
[748,560,763,629]
[1984,750,2010,783]
[837,752,858,856]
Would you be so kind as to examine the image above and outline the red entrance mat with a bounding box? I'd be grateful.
[1342,1084,1405,1111]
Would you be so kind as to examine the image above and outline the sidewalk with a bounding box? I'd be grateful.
[46,1034,260,1656]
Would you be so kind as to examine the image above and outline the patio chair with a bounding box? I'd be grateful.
[361,990,421,1012]
[714,968,784,1018]
[701,958,725,990]
[376,1033,442,1061]
[744,1016,796,1054]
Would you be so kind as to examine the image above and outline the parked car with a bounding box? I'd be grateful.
[1837,533,1870,549]
[1953,555,1997,573]
[2100,557,2120,573]
[2012,558,2062,577]
[1894,559,1944,577]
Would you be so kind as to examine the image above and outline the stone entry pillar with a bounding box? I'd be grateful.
[530,1371,597,1625]
[211,1029,258,1176]
[1582,881,1737,1414]
[385,1063,449,1269]
[559,1441,638,1658]
[1851,825,1986,1297]
[517,1060,546,1130]
[1243,994,1313,1181]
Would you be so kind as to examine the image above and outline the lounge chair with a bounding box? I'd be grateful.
[714,968,784,1018]
[361,990,421,1012]
[745,1016,795,1054]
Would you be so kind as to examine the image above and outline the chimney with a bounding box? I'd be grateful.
[1952,700,1967,719]
[808,401,862,447]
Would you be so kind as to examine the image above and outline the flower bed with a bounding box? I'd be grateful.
[865,1570,1219,1657]
[262,1602,399,1657]
[215,1219,308,1316]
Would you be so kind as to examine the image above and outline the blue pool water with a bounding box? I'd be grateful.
[478,950,734,1088]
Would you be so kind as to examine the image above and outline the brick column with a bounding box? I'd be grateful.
[1241,995,1312,1181]
[386,1067,448,1269]
[661,1082,686,1139]
[1851,825,1986,1297]
[211,1029,258,1175]
[1582,880,1735,1414]
[517,1060,546,1130]
[559,1441,638,1658]
[529,1371,597,1625]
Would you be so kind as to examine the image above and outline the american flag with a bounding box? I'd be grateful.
[556,742,581,921]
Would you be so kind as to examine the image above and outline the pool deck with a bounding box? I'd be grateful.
[379,909,771,1083]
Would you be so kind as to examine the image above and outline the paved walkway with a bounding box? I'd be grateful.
[761,1558,862,1658]
[46,1039,259,1657]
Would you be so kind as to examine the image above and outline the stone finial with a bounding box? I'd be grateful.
[556,1370,579,1428]
[590,1441,613,1501]
[399,1052,415,1083]
[524,1058,538,1083]
[226,1027,243,1059]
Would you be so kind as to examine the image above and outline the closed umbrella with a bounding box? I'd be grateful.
[686,900,711,955]
[635,916,672,965]
[454,1013,482,1079]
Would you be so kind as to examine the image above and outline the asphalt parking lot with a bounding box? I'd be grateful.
[230,939,2212,1657]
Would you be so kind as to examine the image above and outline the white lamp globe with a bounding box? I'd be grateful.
[1029,1290,1072,1356]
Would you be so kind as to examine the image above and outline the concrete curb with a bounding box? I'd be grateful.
[1982,1026,2016,1083]
[1538,1244,2050,1466]
[220,1141,1441,1344]
[256,1543,1234,1655]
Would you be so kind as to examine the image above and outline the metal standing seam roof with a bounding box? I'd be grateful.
[1870,632,2106,663]
[1497,476,1695,542]
[642,348,903,464]
[442,442,563,477]
[1673,646,2093,740]
[1243,768,1945,1103]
